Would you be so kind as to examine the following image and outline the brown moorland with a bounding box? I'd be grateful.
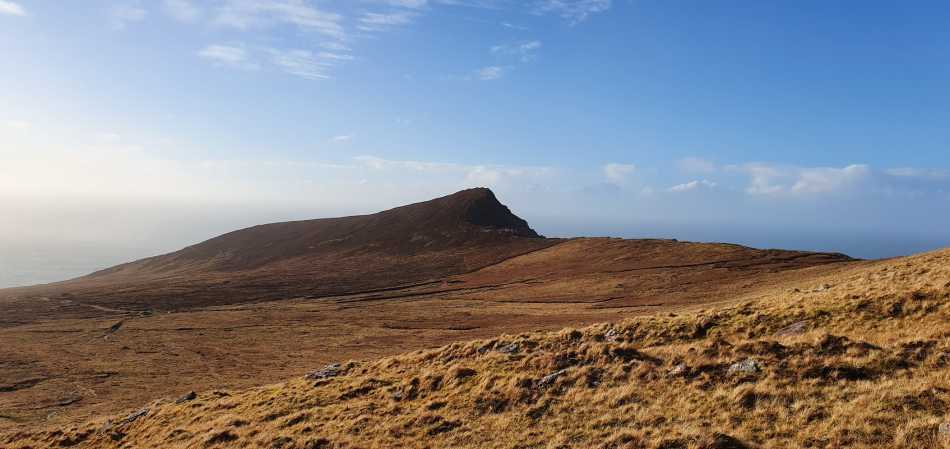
[0,189,868,440]
[6,245,950,448]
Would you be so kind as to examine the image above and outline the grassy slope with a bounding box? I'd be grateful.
[6,249,949,449]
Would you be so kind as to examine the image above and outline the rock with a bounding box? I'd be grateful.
[727,358,763,376]
[305,363,342,380]
[775,320,809,337]
[118,407,149,426]
[604,328,621,342]
[538,369,568,388]
[939,422,950,439]
[497,343,519,354]
[668,364,688,377]
[175,391,197,404]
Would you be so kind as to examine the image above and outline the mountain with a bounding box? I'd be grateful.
[15,188,554,310]
[8,248,948,449]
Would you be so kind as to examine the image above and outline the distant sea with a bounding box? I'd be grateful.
[0,243,166,289]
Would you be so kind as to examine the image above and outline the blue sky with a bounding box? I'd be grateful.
[2,0,950,285]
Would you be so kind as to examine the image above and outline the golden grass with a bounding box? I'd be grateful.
[5,249,949,449]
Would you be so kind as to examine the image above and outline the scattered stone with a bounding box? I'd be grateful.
[727,358,763,376]
[668,364,688,377]
[497,343,520,354]
[775,320,809,337]
[118,407,149,426]
[604,328,621,342]
[305,363,342,380]
[538,369,568,388]
[175,391,197,404]
[939,422,950,439]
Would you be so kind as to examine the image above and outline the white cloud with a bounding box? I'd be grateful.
[163,0,201,22]
[534,0,611,24]
[4,120,31,129]
[0,0,25,16]
[110,2,148,29]
[733,163,870,196]
[491,40,542,62]
[669,179,716,193]
[357,11,416,31]
[198,45,258,70]
[214,0,344,39]
[474,66,505,80]
[603,162,636,184]
[331,135,352,143]
[791,164,870,194]
[676,157,717,174]
[269,49,333,80]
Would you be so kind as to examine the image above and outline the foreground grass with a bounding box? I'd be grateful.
[6,250,950,449]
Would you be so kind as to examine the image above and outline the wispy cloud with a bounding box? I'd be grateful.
[0,0,25,16]
[534,0,611,24]
[214,0,345,39]
[269,49,334,80]
[473,66,505,80]
[491,40,542,62]
[163,0,201,22]
[669,179,716,193]
[331,135,353,143]
[198,45,259,70]
[357,11,416,32]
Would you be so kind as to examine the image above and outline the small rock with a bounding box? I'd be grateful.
[537,369,568,388]
[175,391,197,404]
[727,358,763,376]
[775,320,809,337]
[668,364,688,377]
[604,328,621,342]
[497,343,520,354]
[305,363,342,380]
[939,422,950,438]
[118,407,148,426]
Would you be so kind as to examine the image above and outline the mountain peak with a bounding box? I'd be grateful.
[399,188,541,238]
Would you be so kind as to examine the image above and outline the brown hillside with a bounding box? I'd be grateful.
[2,188,555,313]
[5,249,948,448]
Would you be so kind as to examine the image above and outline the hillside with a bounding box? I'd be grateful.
[1,188,556,313]
[0,190,859,432]
[5,248,948,448]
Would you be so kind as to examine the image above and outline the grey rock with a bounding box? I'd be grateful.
[775,320,810,337]
[175,391,197,404]
[537,369,568,388]
[668,364,688,376]
[118,407,149,426]
[727,358,763,375]
[306,363,342,380]
[497,343,520,354]
[939,422,950,438]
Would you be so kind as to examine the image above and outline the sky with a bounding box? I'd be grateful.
[2,0,950,287]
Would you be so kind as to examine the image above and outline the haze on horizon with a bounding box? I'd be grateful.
[2,0,950,288]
